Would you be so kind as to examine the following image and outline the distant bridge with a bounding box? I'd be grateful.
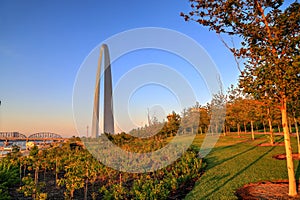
[28,132,62,139]
[0,132,27,138]
[0,132,64,141]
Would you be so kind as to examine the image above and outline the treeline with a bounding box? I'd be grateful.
[128,85,299,142]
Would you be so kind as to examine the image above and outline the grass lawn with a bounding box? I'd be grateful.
[186,133,300,199]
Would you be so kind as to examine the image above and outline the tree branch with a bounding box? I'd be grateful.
[217,33,242,73]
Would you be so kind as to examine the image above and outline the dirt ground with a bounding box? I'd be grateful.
[10,171,199,199]
[273,153,300,160]
[236,181,300,200]
[236,145,300,199]
[258,142,285,147]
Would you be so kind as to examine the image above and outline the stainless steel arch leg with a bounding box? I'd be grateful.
[91,44,115,138]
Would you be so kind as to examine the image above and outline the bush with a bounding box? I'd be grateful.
[0,160,20,199]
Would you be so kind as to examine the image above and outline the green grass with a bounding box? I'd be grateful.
[186,133,300,199]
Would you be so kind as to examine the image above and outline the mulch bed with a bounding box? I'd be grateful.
[236,180,300,200]
[273,153,300,160]
[258,142,285,147]
[229,135,249,138]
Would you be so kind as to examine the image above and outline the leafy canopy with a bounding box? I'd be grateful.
[181,0,300,102]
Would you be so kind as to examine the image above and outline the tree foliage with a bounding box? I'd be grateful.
[0,159,20,199]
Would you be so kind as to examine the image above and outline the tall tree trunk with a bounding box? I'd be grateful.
[278,125,281,133]
[223,124,226,136]
[251,120,255,140]
[294,117,300,155]
[281,99,297,196]
[215,123,219,135]
[268,117,274,144]
[263,121,266,134]
[200,126,203,135]
[244,122,247,133]
[267,108,274,144]
[237,123,240,137]
[289,117,292,133]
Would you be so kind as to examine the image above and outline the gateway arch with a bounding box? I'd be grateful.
[91,44,114,138]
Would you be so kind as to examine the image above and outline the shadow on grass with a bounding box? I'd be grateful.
[201,143,276,199]
[204,142,258,170]
[294,156,300,181]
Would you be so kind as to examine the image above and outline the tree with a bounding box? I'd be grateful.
[266,104,275,144]
[187,102,211,135]
[243,98,260,140]
[84,153,100,200]
[288,97,300,154]
[226,85,244,136]
[198,106,210,134]
[166,111,181,136]
[57,151,85,199]
[182,0,300,196]
[0,159,19,199]
[209,90,226,135]
[257,99,278,144]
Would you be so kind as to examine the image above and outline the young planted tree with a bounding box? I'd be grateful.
[244,98,260,140]
[166,111,181,136]
[198,106,210,134]
[57,152,85,199]
[266,106,275,143]
[225,103,234,134]
[226,86,244,136]
[209,90,227,135]
[182,0,300,196]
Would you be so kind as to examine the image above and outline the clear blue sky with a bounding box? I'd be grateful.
[0,0,249,137]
